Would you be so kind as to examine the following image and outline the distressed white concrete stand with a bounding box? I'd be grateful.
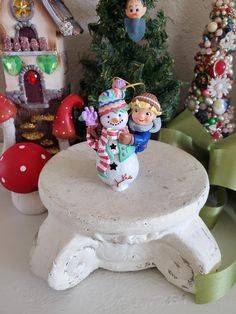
[30,141,221,293]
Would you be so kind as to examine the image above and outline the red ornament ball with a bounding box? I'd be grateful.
[214,60,226,76]
[202,89,210,97]
[0,143,51,193]
[213,131,221,141]
[26,70,39,86]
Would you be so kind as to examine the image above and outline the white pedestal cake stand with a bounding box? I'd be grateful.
[30,141,221,293]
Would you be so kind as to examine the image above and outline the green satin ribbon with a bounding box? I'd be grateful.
[200,187,228,230]
[195,261,236,304]
[159,109,236,304]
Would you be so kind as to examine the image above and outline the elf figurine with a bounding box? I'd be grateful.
[119,93,162,153]
[124,0,147,42]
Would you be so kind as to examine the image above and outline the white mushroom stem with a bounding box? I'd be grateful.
[58,139,70,151]
[0,118,16,155]
[11,191,46,215]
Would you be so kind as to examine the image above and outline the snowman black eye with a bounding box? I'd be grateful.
[118,114,122,117]
[107,116,110,119]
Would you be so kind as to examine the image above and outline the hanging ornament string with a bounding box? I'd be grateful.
[112,77,145,91]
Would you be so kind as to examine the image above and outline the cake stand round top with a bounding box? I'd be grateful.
[39,141,209,235]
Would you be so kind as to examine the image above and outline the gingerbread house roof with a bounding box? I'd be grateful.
[42,0,83,36]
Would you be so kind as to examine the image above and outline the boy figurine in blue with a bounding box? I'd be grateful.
[119,93,162,153]
[124,0,147,42]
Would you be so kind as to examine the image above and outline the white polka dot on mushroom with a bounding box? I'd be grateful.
[0,156,3,161]
[41,154,46,160]
[19,145,26,149]
[20,165,27,172]
[1,178,5,184]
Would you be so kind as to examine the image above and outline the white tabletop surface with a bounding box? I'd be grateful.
[0,149,236,314]
[39,141,209,234]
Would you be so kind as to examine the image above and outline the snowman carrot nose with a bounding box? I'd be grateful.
[111,118,120,124]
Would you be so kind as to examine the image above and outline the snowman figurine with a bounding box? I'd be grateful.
[82,83,139,192]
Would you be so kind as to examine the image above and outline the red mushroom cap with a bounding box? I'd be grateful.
[53,94,84,139]
[0,94,17,123]
[0,143,51,194]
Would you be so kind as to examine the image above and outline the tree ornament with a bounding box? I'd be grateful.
[208,117,217,125]
[2,56,22,76]
[37,55,59,74]
[195,73,208,89]
[202,89,210,97]
[124,0,147,43]
[214,60,226,76]
[213,99,228,115]
[207,22,218,33]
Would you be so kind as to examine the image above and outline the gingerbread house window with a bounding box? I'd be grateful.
[19,26,37,41]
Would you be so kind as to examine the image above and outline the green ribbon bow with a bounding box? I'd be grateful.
[159,109,236,304]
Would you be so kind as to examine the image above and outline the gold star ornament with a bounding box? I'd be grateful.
[13,0,31,19]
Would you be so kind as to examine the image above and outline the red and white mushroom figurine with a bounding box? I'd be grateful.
[0,94,17,154]
[53,94,84,150]
[0,142,51,215]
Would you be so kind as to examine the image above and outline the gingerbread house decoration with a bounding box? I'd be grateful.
[0,0,83,154]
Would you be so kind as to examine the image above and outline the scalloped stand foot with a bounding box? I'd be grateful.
[153,216,221,293]
[30,214,99,290]
[12,191,46,215]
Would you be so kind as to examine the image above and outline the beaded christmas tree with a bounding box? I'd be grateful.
[186,0,236,140]
[81,0,182,123]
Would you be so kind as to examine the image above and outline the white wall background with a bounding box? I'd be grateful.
[0,0,235,140]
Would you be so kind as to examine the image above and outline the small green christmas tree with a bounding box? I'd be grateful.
[81,0,182,123]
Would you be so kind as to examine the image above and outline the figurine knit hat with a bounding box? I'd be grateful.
[98,88,127,116]
[131,93,162,113]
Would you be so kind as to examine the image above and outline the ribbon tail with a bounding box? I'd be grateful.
[195,261,236,304]
[209,134,236,191]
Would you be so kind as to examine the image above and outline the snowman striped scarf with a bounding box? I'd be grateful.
[87,127,129,176]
